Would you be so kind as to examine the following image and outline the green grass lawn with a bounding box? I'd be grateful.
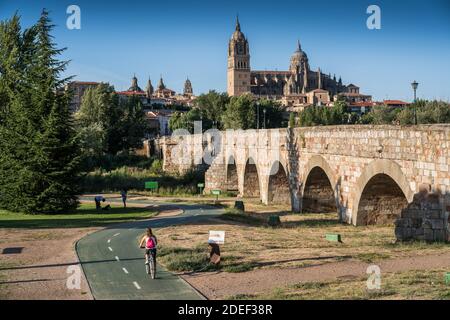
[0,203,157,229]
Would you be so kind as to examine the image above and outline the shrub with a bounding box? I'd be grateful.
[158,246,218,272]
[80,164,204,194]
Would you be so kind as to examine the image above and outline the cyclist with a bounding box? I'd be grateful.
[139,228,157,270]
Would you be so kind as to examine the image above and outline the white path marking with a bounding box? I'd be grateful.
[108,247,113,252]
[122,268,129,274]
[115,256,120,261]
[107,239,111,243]
[133,281,141,289]
[113,233,120,237]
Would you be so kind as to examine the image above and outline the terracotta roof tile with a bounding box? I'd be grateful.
[384,100,410,105]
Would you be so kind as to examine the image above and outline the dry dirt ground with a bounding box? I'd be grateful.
[0,227,97,300]
[156,199,450,299]
[180,253,450,299]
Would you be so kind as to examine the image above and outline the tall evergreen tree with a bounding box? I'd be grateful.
[0,10,82,213]
[30,93,81,213]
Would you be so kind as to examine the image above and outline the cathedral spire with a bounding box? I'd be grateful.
[146,76,153,97]
[297,39,301,52]
[158,75,165,90]
[235,14,240,31]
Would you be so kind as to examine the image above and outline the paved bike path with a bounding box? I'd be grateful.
[76,199,223,300]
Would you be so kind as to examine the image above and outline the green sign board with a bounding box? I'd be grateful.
[325,234,342,243]
[445,273,450,285]
[145,181,158,190]
[197,183,205,188]
[211,190,221,195]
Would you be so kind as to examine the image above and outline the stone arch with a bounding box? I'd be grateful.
[300,155,339,216]
[225,155,239,194]
[243,157,261,198]
[267,160,292,205]
[352,159,414,226]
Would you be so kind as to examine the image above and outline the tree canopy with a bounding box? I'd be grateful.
[221,94,285,130]
[75,84,149,162]
[0,10,82,213]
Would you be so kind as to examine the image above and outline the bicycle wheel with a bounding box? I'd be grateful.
[150,256,155,279]
[145,259,150,274]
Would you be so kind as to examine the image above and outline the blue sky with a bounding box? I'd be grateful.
[1,0,450,101]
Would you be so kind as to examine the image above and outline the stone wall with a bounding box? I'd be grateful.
[157,125,450,242]
[268,165,291,204]
[396,191,449,242]
[302,167,337,213]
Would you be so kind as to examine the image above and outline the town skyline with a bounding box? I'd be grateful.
[2,0,450,101]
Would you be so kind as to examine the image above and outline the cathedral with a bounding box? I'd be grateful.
[227,17,371,108]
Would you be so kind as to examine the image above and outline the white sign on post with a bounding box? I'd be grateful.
[208,230,225,244]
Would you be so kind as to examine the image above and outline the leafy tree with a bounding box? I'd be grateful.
[396,107,415,125]
[76,83,115,127]
[116,95,149,154]
[194,90,229,129]
[221,94,256,130]
[169,108,212,133]
[75,84,112,156]
[362,105,397,125]
[297,102,360,127]
[76,85,148,157]
[257,98,285,129]
[77,122,106,159]
[415,100,450,124]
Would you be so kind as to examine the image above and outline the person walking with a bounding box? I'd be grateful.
[120,189,127,208]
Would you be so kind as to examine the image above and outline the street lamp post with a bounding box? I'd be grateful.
[411,80,419,125]
[263,109,267,129]
[256,101,260,129]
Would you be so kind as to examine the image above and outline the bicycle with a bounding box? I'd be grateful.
[141,247,156,279]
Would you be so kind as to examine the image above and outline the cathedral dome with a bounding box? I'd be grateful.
[291,40,307,60]
[128,75,143,92]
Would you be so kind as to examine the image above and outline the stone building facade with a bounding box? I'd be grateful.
[227,17,372,107]
[65,81,100,112]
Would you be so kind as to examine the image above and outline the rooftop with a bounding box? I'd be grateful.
[116,90,146,96]
[384,100,410,105]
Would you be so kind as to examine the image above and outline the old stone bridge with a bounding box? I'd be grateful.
[156,125,450,242]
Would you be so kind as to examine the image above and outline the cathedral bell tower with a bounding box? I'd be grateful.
[288,40,310,94]
[227,16,251,96]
